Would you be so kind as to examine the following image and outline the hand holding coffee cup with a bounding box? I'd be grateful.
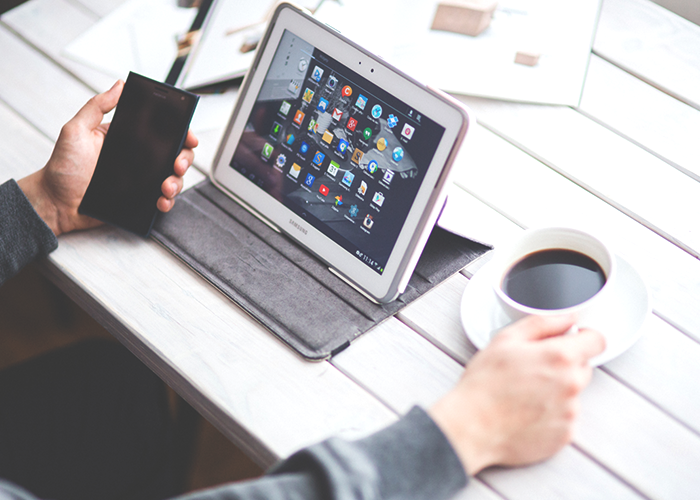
[491,227,617,338]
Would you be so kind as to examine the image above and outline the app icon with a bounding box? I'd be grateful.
[401,123,415,140]
[332,108,343,121]
[327,161,340,177]
[383,169,394,184]
[337,139,349,154]
[300,142,309,155]
[371,104,382,119]
[351,148,364,164]
[372,191,385,206]
[270,121,282,138]
[290,163,302,178]
[363,127,372,141]
[308,119,317,133]
[367,160,378,174]
[279,101,291,116]
[319,184,329,196]
[305,173,315,187]
[262,143,274,159]
[363,214,374,229]
[376,137,387,151]
[355,94,368,110]
[312,66,324,82]
[288,79,300,94]
[342,85,352,97]
[358,180,367,196]
[313,151,325,166]
[335,195,343,206]
[322,130,334,144]
[347,117,358,131]
[317,98,329,112]
[286,133,295,145]
[342,170,355,187]
[293,110,305,126]
[276,154,286,168]
[302,88,314,103]
[387,114,399,128]
[299,59,308,71]
[392,147,404,162]
[327,75,338,90]
[349,205,359,217]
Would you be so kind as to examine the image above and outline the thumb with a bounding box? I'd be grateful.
[72,80,124,131]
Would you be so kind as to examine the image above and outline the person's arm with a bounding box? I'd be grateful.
[0,81,197,287]
[176,407,466,500]
[174,316,604,500]
[0,316,604,500]
[0,180,58,286]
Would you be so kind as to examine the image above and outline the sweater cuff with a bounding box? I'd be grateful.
[274,406,467,500]
[0,180,58,284]
[352,406,468,499]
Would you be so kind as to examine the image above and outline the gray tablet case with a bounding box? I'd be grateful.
[151,180,490,360]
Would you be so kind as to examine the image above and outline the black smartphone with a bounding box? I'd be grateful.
[79,72,199,237]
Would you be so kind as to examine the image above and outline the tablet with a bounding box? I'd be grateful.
[211,2,471,303]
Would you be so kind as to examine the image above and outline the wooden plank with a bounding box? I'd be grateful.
[578,369,700,499]
[399,273,476,365]
[332,318,644,499]
[458,96,700,259]
[1,0,117,93]
[479,446,641,500]
[580,54,700,181]
[333,318,463,414]
[44,225,397,467]
[0,25,94,140]
[603,313,700,435]
[594,0,700,110]
[453,121,700,342]
[0,100,53,183]
[452,481,505,500]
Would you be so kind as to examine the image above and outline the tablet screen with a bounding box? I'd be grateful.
[228,29,445,274]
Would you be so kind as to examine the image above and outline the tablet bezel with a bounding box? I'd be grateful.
[211,2,470,302]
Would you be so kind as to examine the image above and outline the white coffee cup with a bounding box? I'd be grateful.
[491,227,617,332]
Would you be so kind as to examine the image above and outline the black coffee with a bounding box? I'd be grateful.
[502,249,606,310]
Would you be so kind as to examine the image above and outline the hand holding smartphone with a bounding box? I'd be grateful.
[79,72,199,236]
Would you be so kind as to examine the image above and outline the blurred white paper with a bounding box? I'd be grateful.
[179,0,320,90]
[179,0,270,89]
[63,0,197,82]
[314,0,601,106]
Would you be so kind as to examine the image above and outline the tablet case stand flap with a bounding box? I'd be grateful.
[152,180,490,360]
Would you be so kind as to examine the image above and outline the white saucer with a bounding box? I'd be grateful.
[460,255,650,366]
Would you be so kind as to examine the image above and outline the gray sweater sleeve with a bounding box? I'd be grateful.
[177,407,467,500]
[0,180,58,286]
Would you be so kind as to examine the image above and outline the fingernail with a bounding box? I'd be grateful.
[172,182,179,194]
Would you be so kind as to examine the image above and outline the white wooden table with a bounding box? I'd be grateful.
[2,0,700,498]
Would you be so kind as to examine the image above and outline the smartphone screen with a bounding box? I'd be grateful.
[79,72,199,236]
